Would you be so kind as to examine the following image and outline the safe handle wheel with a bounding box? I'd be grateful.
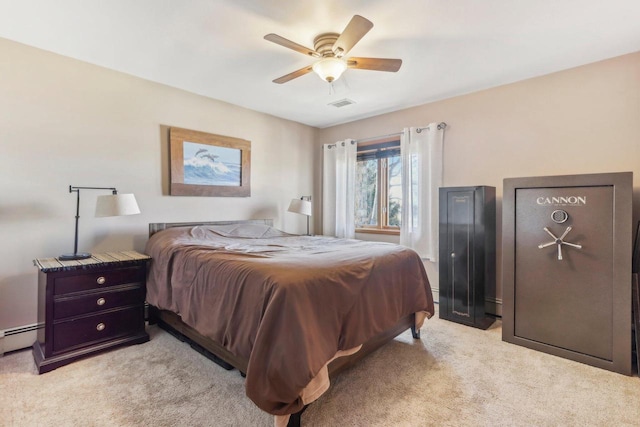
[538,226,582,260]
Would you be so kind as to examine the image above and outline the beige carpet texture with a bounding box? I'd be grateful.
[1,311,639,426]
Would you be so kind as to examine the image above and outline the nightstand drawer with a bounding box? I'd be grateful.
[52,306,144,354]
[54,266,144,295]
[53,285,143,320]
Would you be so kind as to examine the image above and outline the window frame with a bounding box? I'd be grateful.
[355,136,402,235]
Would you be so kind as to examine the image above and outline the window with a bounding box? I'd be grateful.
[355,137,402,233]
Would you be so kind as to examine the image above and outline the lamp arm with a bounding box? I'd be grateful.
[63,185,120,259]
[70,185,117,194]
[72,188,80,255]
[305,196,311,235]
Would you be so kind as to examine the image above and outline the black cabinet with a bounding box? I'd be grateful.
[439,186,495,329]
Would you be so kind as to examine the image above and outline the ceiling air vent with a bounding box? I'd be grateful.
[328,98,356,108]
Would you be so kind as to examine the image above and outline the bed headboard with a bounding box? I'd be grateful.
[149,219,274,237]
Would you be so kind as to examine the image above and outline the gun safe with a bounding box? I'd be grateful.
[439,186,496,329]
[502,172,633,374]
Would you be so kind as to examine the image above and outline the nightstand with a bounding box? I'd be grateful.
[32,251,150,374]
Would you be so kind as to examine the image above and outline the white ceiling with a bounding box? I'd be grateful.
[1,0,639,128]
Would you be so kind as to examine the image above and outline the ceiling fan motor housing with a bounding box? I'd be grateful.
[313,33,340,57]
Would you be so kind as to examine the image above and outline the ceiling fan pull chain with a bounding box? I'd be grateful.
[342,75,351,92]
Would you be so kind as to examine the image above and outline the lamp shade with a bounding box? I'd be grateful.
[95,193,141,217]
[288,198,312,216]
[312,57,347,83]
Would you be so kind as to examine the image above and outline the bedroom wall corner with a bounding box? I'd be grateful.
[0,37,319,340]
[317,51,640,317]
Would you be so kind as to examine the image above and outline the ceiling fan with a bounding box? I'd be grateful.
[264,15,402,84]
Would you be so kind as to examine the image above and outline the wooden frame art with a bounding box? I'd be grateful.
[633,221,640,275]
[169,127,251,197]
[633,273,639,375]
[632,221,640,374]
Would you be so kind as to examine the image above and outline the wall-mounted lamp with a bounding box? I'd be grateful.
[60,185,141,260]
[287,196,312,236]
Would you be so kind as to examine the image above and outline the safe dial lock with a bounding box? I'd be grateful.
[538,226,582,260]
[551,209,569,224]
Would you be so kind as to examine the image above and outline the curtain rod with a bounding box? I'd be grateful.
[324,140,357,149]
[356,122,448,142]
[356,131,403,144]
[324,122,448,148]
[417,122,448,133]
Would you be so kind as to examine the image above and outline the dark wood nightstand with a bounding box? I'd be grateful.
[33,251,150,374]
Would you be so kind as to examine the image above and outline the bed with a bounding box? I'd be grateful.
[145,219,434,426]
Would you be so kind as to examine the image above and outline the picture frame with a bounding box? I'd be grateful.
[633,221,640,374]
[169,127,251,197]
[633,221,640,274]
[633,273,639,375]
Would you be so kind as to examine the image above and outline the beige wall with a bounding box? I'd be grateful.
[318,52,640,310]
[0,38,317,330]
[1,36,638,329]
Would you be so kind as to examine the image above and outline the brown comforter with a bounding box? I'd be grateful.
[145,224,434,416]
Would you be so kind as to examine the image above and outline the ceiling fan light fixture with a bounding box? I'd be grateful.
[265,16,400,85]
[312,57,347,83]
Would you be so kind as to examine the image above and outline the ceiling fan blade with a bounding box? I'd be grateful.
[332,15,373,57]
[264,33,321,58]
[347,57,402,72]
[272,65,314,84]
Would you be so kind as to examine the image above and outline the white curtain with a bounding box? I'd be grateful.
[322,139,357,238]
[400,124,444,261]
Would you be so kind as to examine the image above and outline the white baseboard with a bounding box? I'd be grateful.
[0,323,42,356]
[431,288,502,317]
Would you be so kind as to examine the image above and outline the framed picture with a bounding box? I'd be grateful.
[633,273,639,374]
[633,221,640,274]
[169,127,251,197]
[633,222,640,374]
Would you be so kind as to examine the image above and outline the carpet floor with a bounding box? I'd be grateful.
[1,312,639,426]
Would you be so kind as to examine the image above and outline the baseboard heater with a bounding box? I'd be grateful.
[0,302,152,356]
[0,323,43,356]
[0,300,501,357]
[431,288,502,317]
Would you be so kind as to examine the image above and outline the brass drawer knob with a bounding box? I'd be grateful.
[96,323,106,331]
[96,276,106,285]
[97,298,106,306]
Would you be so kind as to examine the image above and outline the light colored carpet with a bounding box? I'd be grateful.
[1,312,639,426]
